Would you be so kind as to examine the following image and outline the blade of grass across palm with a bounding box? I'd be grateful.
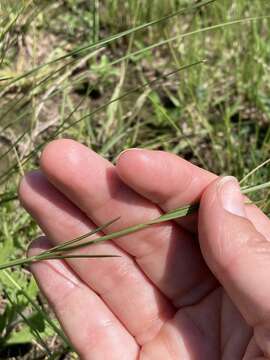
[0,219,124,270]
[48,207,200,254]
[0,255,120,271]
[42,217,120,255]
[40,254,120,261]
[0,181,269,271]
[4,0,216,87]
[35,182,270,255]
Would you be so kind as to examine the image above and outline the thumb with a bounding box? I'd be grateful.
[199,176,270,355]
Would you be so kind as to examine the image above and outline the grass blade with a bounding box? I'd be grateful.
[0,254,119,271]
[42,217,120,255]
[29,181,270,254]
[240,158,270,184]
[39,254,120,260]
[0,178,269,271]
[241,181,270,195]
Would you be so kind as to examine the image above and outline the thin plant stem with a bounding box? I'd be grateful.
[241,181,270,195]
[240,158,270,184]
[0,254,119,271]
[0,181,269,271]
[42,217,120,255]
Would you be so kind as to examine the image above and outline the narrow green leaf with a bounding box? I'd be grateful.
[42,217,120,255]
[0,181,269,271]
[241,181,270,195]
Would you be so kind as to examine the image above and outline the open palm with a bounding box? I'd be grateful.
[19,140,270,359]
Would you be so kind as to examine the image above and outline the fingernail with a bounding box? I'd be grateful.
[116,148,143,161]
[218,176,246,217]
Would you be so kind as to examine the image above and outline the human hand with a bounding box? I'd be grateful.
[19,140,270,359]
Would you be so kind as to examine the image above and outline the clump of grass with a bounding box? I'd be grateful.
[0,180,269,271]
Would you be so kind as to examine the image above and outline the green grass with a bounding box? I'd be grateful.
[0,0,270,358]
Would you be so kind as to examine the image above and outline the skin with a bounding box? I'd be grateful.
[18,139,270,359]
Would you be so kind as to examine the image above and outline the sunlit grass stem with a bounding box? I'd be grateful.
[0,181,269,271]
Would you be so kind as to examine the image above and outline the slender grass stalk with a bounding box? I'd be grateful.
[241,181,270,195]
[0,255,120,271]
[43,217,120,255]
[0,181,269,271]
[240,158,270,184]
